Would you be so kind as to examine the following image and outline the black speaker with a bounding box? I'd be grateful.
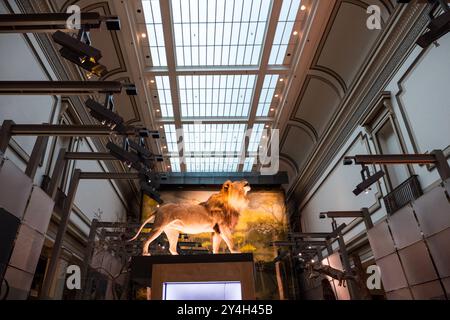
[0,208,20,282]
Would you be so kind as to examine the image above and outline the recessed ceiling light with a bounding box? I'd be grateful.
[150,79,155,84]
[156,109,160,112]
[301,5,306,11]
[141,33,147,38]
[265,124,270,128]
[167,165,171,168]
[270,108,275,112]
[279,78,284,82]
[274,94,279,98]
[159,125,163,129]
[293,31,298,36]
[163,146,167,149]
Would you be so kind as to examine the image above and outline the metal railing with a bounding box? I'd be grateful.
[383,175,423,215]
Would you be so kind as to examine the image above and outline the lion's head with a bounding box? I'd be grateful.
[220,180,251,212]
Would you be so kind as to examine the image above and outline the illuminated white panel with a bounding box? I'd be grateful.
[269,0,301,65]
[171,0,271,66]
[142,0,168,66]
[164,124,178,153]
[179,75,256,118]
[163,281,242,300]
[256,75,279,117]
[154,76,174,118]
[248,124,265,153]
[243,157,255,172]
[183,123,246,154]
[185,157,240,172]
[169,158,181,172]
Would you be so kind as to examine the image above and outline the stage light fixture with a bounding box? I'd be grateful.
[106,141,143,172]
[52,30,107,77]
[416,1,450,48]
[140,180,163,204]
[105,17,121,31]
[124,84,138,96]
[137,128,160,139]
[353,165,385,196]
[126,139,164,163]
[85,98,125,131]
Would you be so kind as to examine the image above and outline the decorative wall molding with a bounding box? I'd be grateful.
[287,3,432,205]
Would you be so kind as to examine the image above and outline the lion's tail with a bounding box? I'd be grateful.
[127,210,157,242]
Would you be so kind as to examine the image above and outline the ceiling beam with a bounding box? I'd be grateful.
[157,117,273,124]
[238,0,282,172]
[159,0,186,172]
[144,65,291,76]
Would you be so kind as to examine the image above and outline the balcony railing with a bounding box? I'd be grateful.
[383,175,423,215]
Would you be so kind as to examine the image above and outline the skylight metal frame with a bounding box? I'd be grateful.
[141,0,300,173]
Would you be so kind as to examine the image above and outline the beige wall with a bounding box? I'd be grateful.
[0,0,128,299]
[298,32,450,242]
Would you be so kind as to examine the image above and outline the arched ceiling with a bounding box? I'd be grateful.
[18,0,412,205]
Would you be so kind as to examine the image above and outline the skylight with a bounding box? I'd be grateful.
[171,0,271,66]
[183,123,247,155]
[142,0,168,66]
[154,76,174,118]
[170,157,181,172]
[248,123,265,153]
[185,157,240,172]
[164,124,178,153]
[140,0,307,173]
[243,157,255,172]
[269,0,301,65]
[179,75,256,118]
[256,74,279,117]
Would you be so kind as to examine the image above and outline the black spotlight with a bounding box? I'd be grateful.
[140,180,163,204]
[106,141,143,172]
[416,1,450,48]
[353,165,385,196]
[105,16,121,31]
[52,30,107,77]
[85,98,125,131]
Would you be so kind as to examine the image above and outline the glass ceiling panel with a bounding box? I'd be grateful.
[185,157,240,172]
[170,158,181,172]
[256,74,279,117]
[269,0,301,65]
[179,75,256,118]
[142,0,168,66]
[154,76,174,118]
[163,124,178,153]
[183,123,246,154]
[171,0,271,66]
[248,123,265,153]
[243,157,255,172]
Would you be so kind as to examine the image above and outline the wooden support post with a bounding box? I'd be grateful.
[0,120,14,153]
[40,169,81,299]
[25,136,49,179]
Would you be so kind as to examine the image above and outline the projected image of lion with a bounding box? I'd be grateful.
[129,180,251,256]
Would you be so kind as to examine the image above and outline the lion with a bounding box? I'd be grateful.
[128,180,251,256]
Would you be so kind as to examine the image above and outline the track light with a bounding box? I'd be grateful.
[85,98,125,131]
[52,30,107,77]
[416,2,450,48]
[106,141,143,172]
[140,180,163,204]
[353,165,385,196]
[104,17,121,31]
[126,139,164,163]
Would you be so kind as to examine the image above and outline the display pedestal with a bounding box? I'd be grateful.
[130,254,255,300]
